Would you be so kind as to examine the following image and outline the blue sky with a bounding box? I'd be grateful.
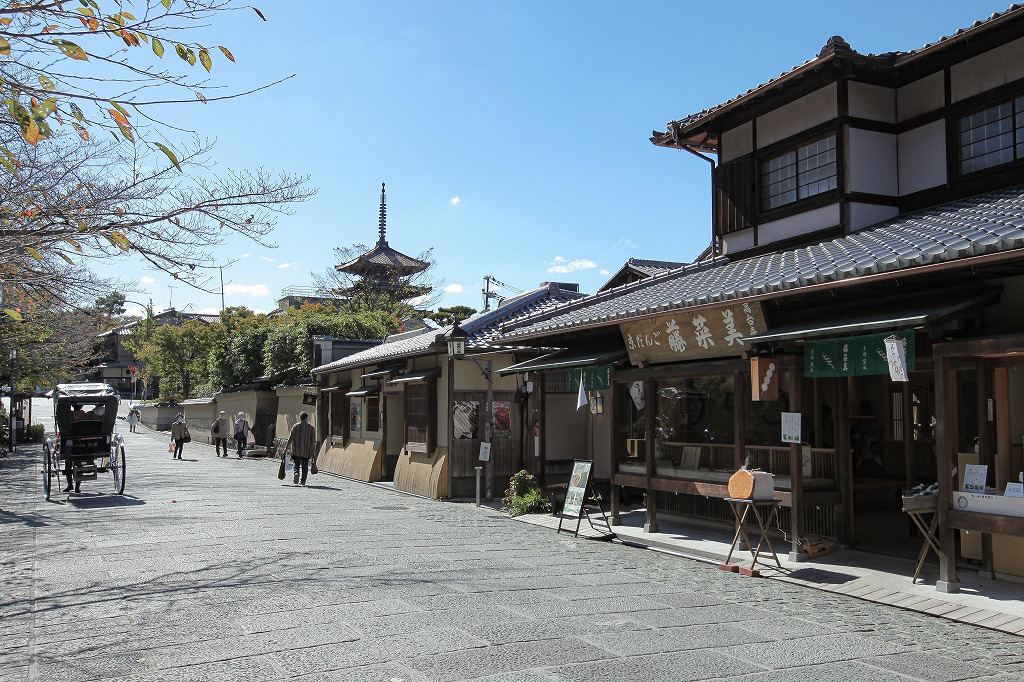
[116,0,1015,317]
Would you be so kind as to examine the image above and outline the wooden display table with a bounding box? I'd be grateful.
[719,498,782,577]
[902,494,940,584]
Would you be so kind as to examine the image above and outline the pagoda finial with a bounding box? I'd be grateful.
[377,182,387,246]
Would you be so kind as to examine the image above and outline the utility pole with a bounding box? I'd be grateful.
[220,266,225,312]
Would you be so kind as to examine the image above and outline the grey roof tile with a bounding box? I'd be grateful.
[500,187,1024,340]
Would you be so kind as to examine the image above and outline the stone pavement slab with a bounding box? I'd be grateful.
[1,397,1022,681]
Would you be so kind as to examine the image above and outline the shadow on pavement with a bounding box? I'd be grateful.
[63,494,146,508]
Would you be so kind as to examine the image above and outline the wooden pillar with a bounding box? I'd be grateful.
[644,377,658,533]
[734,369,746,470]
[903,383,915,486]
[787,357,805,562]
[935,355,959,592]
[834,377,854,546]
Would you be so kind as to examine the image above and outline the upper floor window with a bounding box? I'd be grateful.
[761,135,837,211]
[959,97,1024,174]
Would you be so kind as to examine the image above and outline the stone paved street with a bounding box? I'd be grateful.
[2,399,1024,681]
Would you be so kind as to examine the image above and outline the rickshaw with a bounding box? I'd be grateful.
[43,383,125,499]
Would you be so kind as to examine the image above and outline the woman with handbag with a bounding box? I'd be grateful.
[233,412,250,458]
[170,413,189,460]
[283,411,317,485]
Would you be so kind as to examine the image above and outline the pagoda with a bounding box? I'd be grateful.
[334,184,431,302]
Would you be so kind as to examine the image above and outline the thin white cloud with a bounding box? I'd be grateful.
[277,263,294,269]
[407,294,431,307]
[546,256,597,274]
[449,197,461,206]
[198,307,223,315]
[241,253,251,259]
[258,256,275,263]
[223,283,270,297]
[139,276,156,285]
[599,269,610,275]
[612,238,637,250]
[443,283,464,294]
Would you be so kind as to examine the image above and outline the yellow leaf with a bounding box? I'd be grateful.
[24,246,43,261]
[38,76,56,92]
[162,0,172,8]
[66,237,82,251]
[121,11,137,20]
[185,48,196,66]
[154,142,182,172]
[22,119,40,146]
[199,48,211,72]
[218,45,235,62]
[76,7,95,17]
[152,37,164,58]
[0,18,11,26]
[0,154,17,177]
[3,309,24,322]
[175,43,187,60]
[53,39,89,61]
[117,123,134,142]
[0,37,10,57]
[59,252,76,265]
[107,231,131,251]
[73,123,90,141]
[195,91,207,104]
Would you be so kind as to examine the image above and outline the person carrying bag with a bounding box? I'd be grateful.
[283,411,317,486]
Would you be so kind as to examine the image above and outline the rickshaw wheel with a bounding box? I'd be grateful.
[111,444,126,495]
[42,442,53,501]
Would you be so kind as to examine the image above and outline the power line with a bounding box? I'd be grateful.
[481,275,522,311]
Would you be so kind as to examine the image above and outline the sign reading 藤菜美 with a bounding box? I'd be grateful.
[619,302,767,366]
[566,365,612,391]
[805,330,916,378]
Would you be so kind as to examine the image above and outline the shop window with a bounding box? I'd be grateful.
[366,395,380,432]
[330,393,346,438]
[655,375,735,474]
[406,382,429,445]
[761,135,836,210]
[616,380,647,474]
[350,401,362,432]
[911,381,935,442]
[453,400,479,439]
[958,96,1024,174]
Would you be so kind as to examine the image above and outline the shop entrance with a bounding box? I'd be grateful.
[846,372,938,558]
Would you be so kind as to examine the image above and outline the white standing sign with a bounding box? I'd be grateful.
[781,412,802,444]
[479,442,492,462]
[963,463,988,493]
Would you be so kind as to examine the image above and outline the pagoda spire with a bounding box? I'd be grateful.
[377,182,387,246]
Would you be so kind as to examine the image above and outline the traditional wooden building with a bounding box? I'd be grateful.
[499,5,1024,592]
[311,282,585,498]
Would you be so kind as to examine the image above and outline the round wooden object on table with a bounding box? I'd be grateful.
[728,469,755,499]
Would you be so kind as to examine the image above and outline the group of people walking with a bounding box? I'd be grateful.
[133,407,317,485]
[169,411,251,459]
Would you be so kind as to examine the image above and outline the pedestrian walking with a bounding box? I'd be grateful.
[211,410,230,457]
[127,407,140,433]
[170,413,189,460]
[233,412,250,458]
[284,411,317,485]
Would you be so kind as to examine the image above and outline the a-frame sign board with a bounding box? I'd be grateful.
[556,460,614,540]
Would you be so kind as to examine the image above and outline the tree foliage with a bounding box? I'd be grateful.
[1,1,314,311]
[134,318,214,400]
[427,305,477,326]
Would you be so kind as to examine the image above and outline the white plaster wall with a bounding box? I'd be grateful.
[847,202,899,232]
[897,72,944,122]
[722,228,756,255]
[757,84,838,149]
[721,121,754,163]
[848,81,896,123]
[897,120,947,195]
[847,128,898,196]
[453,355,519,391]
[758,203,841,244]
[952,36,1024,103]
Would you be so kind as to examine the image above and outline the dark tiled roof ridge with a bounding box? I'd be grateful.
[461,284,584,336]
[661,4,1024,134]
[502,256,729,334]
[500,186,1024,340]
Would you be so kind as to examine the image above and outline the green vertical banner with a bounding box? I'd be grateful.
[805,330,916,378]
[567,365,611,391]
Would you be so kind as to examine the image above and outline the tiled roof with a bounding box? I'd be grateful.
[311,283,587,374]
[627,258,686,277]
[501,188,1024,340]
[659,5,1024,137]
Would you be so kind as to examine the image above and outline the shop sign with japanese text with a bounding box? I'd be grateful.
[805,330,916,378]
[566,365,612,391]
[619,302,767,366]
